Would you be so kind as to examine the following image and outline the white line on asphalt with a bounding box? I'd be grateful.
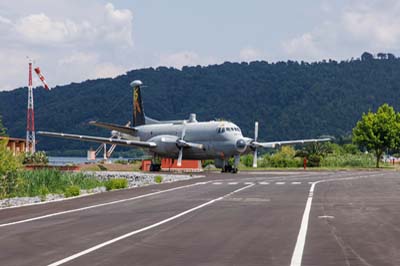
[290,182,316,266]
[47,183,255,266]
[259,182,269,185]
[290,173,386,266]
[0,182,208,228]
[244,182,254,185]
[291,182,301,185]
[275,182,286,185]
[228,182,238,185]
[212,182,222,185]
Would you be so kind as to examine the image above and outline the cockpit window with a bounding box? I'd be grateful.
[226,128,231,131]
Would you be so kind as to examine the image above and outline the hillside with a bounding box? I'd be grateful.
[1,53,400,154]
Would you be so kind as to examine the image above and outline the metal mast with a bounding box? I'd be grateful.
[26,59,35,153]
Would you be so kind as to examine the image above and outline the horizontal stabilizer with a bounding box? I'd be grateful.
[38,131,156,148]
[89,121,137,135]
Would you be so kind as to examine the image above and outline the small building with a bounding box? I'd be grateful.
[141,158,203,172]
[161,158,202,172]
[0,136,27,155]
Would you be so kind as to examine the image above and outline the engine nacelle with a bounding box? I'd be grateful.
[148,135,180,156]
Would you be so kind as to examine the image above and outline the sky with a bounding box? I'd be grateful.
[0,0,399,91]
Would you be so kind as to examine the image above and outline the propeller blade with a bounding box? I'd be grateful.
[177,148,183,166]
[253,148,258,168]
[254,121,258,141]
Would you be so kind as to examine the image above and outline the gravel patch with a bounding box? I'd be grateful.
[0,172,203,209]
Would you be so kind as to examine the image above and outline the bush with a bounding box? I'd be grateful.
[105,178,128,191]
[154,175,163,183]
[23,151,49,165]
[320,153,376,168]
[6,169,102,198]
[0,139,22,198]
[241,154,254,167]
[64,185,80,198]
[260,146,302,168]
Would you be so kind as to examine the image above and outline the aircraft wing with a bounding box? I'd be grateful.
[89,121,137,135]
[253,137,331,148]
[37,131,156,148]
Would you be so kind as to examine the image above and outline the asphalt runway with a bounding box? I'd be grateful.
[1,170,400,266]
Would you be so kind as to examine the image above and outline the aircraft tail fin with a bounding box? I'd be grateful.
[131,80,146,126]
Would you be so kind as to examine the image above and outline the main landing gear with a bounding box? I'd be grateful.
[221,165,238,173]
[221,155,240,174]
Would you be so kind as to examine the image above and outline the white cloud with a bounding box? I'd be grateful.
[239,47,263,61]
[158,51,217,69]
[282,33,323,61]
[282,0,400,61]
[95,63,126,78]
[0,2,134,91]
[15,13,90,44]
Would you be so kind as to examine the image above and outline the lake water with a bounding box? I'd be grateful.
[48,157,136,166]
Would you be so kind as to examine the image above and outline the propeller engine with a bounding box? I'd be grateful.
[176,121,204,166]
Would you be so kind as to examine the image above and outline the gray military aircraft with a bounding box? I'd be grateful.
[38,80,330,173]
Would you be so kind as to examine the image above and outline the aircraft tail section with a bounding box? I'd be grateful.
[131,80,146,127]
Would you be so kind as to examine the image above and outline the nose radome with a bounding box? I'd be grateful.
[236,139,247,151]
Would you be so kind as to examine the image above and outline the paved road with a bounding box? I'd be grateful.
[0,171,399,266]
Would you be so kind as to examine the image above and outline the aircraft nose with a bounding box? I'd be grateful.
[236,139,247,152]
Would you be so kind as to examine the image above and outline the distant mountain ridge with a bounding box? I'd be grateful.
[1,53,400,153]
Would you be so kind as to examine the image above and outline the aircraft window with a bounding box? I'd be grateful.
[217,128,221,133]
[226,128,231,131]
[221,128,225,133]
[231,127,234,131]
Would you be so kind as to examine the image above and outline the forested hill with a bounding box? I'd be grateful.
[2,52,400,153]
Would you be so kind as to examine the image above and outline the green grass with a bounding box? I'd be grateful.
[104,178,128,191]
[4,169,103,199]
[154,175,163,183]
[64,185,80,197]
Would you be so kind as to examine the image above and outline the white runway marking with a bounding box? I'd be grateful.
[212,182,222,185]
[290,173,385,266]
[47,183,255,266]
[244,182,254,185]
[0,182,207,228]
[259,182,269,185]
[290,182,316,266]
[228,182,238,185]
[291,182,301,185]
[195,182,208,185]
[275,182,286,185]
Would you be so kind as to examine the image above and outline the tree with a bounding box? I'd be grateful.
[0,115,6,137]
[361,52,374,61]
[352,104,400,168]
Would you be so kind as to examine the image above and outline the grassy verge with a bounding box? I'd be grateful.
[3,169,104,199]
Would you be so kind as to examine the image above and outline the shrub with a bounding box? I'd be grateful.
[0,139,22,198]
[260,146,302,168]
[9,169,102,198]
[64,185,80,198]
[105,178,128,191]
[241,154,254,167]
[320,153,376,168]
[23,151,49,165]
[154,175,163,183]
